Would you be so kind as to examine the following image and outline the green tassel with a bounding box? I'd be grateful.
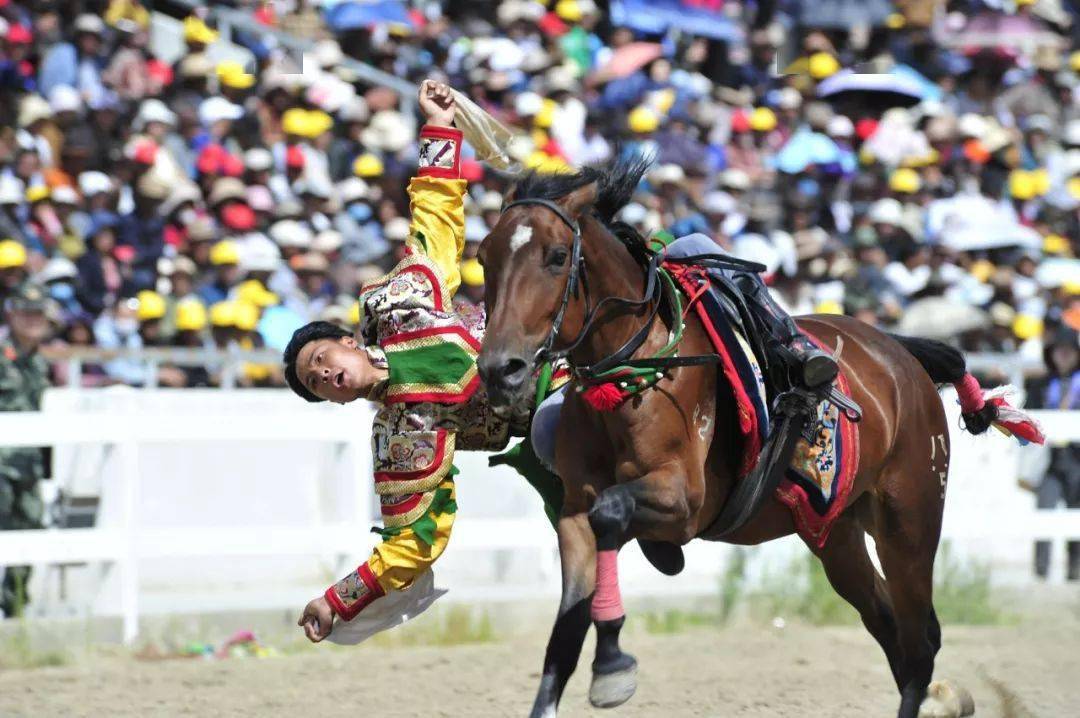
[377,483,458,546]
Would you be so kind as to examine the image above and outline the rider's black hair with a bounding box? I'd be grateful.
[282,321,351,402]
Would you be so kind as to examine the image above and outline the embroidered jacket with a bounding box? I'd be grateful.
[324,125,526,621]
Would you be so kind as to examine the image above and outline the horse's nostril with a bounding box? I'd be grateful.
[501,357,528,382]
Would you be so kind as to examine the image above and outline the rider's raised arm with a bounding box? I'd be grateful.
[405,124,467,297]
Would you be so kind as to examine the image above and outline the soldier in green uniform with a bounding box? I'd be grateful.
[0,282,50,618]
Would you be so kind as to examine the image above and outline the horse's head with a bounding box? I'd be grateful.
[477,176,598,407]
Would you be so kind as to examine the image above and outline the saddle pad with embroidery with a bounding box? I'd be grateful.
[671,271,859,548]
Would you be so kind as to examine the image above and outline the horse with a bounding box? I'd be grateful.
[474,160,1026,718]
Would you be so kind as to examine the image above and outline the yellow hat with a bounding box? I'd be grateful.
[627,106,659,134]
[525,151,573,174]
[209,240,240,266]
[1030,168,1050,196]
[889,168,921,194]
[234,300,260,332]
[749,106,777,132]
[1071,50,1080,73]
[1063,280,1080,296]
[235,279,279,308]
[1011,314,1043,340]
[460,257,485,287]
[1043,234,1071,256]
[885,13,906,30]
[209,301,237,328]
[353,153,385,178]
[969,259,995,283]
[1067,177,1080,199]
[183,16,219,45]
[0,239,28,268]
[175,299,208,332]
[307,110,334,137]
[808,52,840,80]
[814,300,844,315]
[282,108,309,137]
[217,61,256,90]
[555,0,583,22]
[348,301,360,326]
[135,290,167,322]
[25,185,50,203]
[1008,170,1036,200]
[534,99,557,129]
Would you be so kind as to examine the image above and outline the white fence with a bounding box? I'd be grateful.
[0,387,1076,643]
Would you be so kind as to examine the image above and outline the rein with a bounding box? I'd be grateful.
[500,199,767,405]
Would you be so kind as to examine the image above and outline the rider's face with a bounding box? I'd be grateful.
[294,336,380,404]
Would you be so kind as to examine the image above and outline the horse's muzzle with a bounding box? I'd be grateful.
[477,351,530,407]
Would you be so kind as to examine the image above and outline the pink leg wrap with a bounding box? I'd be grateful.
[592,549,624,622]
[954,373,985,414]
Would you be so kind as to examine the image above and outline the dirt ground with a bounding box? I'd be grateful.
[1,621,1077,718]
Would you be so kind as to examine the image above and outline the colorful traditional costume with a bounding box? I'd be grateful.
[324,126,531,621]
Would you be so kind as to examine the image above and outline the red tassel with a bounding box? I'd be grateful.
[581,383,629,412]
[986,396,1046,445]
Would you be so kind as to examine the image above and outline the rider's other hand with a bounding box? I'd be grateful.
[418,79,456,128]
[297,595,335,642]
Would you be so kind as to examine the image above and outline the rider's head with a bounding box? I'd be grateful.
[283,321,384,404]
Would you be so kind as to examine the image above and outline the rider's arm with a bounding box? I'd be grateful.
[323,477,457,620]
[406,124,467,297]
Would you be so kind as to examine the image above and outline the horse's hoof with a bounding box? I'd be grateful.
[918,680,975,718]
[589,658,638,709]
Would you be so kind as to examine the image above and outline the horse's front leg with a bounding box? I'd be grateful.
[587,470,696,709]
[529,510,596,718]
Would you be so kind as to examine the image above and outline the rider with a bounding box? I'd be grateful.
[284,81,553,639]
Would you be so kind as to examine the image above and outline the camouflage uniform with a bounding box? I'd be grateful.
[0,304,49,617]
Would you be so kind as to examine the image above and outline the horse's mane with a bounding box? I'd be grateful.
[510,156,655,264]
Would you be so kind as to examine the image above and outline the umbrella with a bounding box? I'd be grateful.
[942,11,1066,52]
[817,70,929,108]
[324,0,410,32]
[896,297,990,340]
[795,0,893,29]
[589,42,663,84]
[941,223,1042,252]
[610,0,741,41]
[1035,258,1080,289]
[773,128,844,174]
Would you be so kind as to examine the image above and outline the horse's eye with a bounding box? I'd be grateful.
[546,247,568,267]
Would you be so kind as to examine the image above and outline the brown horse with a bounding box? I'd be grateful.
[476,162,1009,718]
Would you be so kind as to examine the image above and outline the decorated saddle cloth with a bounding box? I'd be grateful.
[667,263,860,549]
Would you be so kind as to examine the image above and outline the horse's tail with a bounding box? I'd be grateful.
[888,333,1045,445]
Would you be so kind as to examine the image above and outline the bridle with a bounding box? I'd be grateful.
[499,199,764,382]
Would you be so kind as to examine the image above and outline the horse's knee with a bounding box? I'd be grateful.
[588,486,635,544]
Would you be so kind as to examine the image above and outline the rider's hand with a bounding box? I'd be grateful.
[418,79,456,128]
[297,595,335,642]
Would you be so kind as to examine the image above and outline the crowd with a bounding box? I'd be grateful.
[0,0,1075,393]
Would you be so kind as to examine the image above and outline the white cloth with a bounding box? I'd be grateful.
[326,570,447,645]
[449,89,522,173]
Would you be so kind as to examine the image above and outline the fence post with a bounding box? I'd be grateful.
[116,428,140,644]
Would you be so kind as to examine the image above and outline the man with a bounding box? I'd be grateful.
[0,283,51,617]
[286,81,549,641]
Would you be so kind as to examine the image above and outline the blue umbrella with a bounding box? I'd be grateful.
[773,128,842,174]
[817,69,929,102]
[891,64,942,103]
[258,305,305,352]
[610,0,741,41]
[324,1,410,32]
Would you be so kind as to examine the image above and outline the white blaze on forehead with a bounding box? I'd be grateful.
[509,223,534,254]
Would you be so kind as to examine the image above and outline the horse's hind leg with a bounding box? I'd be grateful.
[812,505,904,685]
[870,457,951,718]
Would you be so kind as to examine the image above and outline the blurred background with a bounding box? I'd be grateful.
[0,0,1076,703]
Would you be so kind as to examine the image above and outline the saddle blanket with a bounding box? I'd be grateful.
[669,268,859,548]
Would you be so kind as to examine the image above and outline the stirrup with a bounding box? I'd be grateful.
[827,385,862,422]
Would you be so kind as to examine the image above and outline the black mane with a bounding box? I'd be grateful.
[510,156,654,262]
[511,156,652,225]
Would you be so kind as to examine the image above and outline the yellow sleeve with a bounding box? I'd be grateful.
[406,175,467,297]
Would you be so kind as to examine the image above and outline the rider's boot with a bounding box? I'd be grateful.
[735,274,838,394]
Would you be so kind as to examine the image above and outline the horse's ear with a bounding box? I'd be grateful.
[558,182,598,220]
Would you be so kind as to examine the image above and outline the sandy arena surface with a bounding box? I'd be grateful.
[1,622,1077,717]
